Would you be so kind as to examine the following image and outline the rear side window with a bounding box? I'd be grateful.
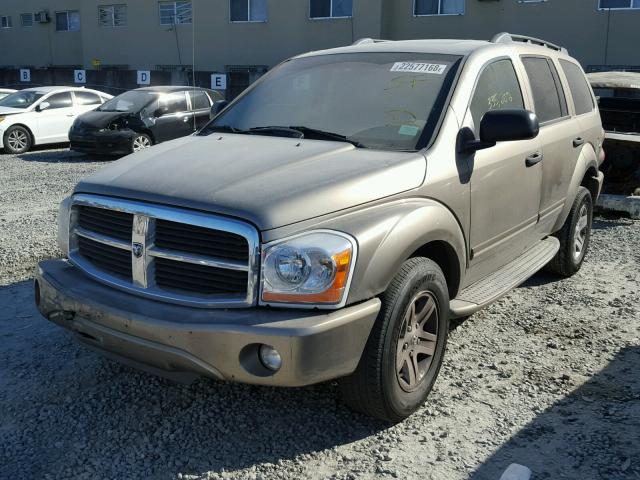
[74,91,102,105]
[470,59,525,134]
[522,57,567,123]
[560,60,595,116]
[159,92,188,114]
[188,90,210,110]
[46,92,74,109]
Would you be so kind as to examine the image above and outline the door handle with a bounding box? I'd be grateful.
[573,137,584,147]
[525,152,543,167]
[66,114,76,117]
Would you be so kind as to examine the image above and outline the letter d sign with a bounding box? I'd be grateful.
[137,70,151,85]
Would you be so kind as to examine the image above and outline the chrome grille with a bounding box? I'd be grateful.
[68,194,259,308]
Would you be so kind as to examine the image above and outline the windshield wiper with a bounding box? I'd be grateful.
[247,126,304,138]
[200,124,249,136]
[288,126,366,148]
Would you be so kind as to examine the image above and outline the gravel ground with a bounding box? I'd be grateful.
[1,148,639,480]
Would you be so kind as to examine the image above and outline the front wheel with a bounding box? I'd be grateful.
[3,126,32,154]
[131,133,152,153]
[339,257,449,422]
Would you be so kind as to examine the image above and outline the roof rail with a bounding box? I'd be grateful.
[352,38,390,46]
[491,32,568,55]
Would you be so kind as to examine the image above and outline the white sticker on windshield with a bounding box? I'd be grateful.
[390,62,447,74]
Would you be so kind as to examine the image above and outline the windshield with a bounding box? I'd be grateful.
[98,90,158,113]
[203,52,461,151]
[0,91,45,109]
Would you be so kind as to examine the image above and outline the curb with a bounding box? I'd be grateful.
[596,194,640,219]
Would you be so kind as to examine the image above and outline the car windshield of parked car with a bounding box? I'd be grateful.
[204,52,461,151]
[97,91,158,113]
[0,91,45,109]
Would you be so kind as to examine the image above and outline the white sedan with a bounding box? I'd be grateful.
[0,86,113,154]
[0,88,16,100]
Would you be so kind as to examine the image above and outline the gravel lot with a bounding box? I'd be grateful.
[1,147,639,480]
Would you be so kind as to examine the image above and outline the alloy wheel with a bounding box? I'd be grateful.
[573,204,589,261]
[132,135,151,151]
[396,290,439,392]
[7,130,28,151]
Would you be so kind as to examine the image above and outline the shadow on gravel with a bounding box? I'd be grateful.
[0,280,388,480]
[469,346,640,479]
[592,217,634,230]
[16,146,117,163]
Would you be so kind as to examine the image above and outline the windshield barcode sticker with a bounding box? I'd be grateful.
[390,62,447,74]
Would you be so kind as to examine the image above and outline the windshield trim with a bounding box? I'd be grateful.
[200,51,466,152]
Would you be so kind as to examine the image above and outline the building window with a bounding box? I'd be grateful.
[310,0,352,19]
[56,11,80,31]
[159,1,192,25]
[21,13,34,27]
[599,0,640,8]
[99,5,127,27]
[1,16,12,28]
[230,0,267,22]
[414,0,465,15]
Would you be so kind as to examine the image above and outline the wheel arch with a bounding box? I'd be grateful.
[344,199,467,304]
[552,144,599,232]
[3,122,36,146]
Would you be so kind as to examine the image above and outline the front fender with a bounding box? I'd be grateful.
[265,198,467,305]
[350,199,467,303]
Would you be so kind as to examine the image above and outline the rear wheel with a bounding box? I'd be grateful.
[3,126,32,154]
[339,257,449,422]
[546,186,593,277]
[131,133,152,152]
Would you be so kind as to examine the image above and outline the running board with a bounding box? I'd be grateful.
[450,236,560,318]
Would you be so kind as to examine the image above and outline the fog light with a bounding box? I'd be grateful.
[259,344,282,372]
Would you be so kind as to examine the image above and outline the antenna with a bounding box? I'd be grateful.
[192,1,196,131]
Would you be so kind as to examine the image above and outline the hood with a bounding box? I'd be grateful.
[75,110,136,129]
[75,134,426,230]
[0,106,27,116]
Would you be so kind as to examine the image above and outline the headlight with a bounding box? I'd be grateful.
[0,115,6,123]
[57,196,72,256]
[261,231,356,307]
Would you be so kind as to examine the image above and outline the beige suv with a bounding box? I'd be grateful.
[35,33,604,422]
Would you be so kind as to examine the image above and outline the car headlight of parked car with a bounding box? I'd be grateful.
[260,231,356,307]
[0,115,6,124]
[108,118,129,131]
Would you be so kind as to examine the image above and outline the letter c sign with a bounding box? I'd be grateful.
[74,70,86,84]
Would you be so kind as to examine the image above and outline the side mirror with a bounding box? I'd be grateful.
[210,100,229,118]
[37,101,51,112]
[153,107,169,118]
[459,109,539,154]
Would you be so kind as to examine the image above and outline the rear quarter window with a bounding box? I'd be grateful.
[560,60,595,116]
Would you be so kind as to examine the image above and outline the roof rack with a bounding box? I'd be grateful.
[491,32,568,55]
[352,38,390,46]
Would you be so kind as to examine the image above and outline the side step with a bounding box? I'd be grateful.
[449,236,560,318]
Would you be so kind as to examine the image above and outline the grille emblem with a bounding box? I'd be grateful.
[132,242,144,258]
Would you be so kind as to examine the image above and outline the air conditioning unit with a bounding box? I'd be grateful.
[34,11,50,23]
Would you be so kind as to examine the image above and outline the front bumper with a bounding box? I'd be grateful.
[35,260,380,386]
[69,129,136,155]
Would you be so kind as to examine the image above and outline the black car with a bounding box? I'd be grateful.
[69,86,223,155]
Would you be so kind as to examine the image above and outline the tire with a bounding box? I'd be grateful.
[131,133,152,153]
[339,257,449,423]
[3,126,32,154]
[546,186,593,277]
